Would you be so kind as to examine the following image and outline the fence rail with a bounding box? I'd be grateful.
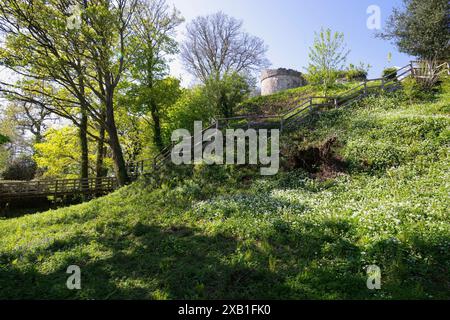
[130,60,448,173]
[0,177,118,201]
[2,61,448,202]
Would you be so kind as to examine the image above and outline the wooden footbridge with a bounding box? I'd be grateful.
[1,61,448,203]
[0,177,119,201]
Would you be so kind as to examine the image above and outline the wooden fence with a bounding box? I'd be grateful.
[0,177,118,201]
[1,60,448,202]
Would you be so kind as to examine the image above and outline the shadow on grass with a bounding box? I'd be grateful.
[0,219,448,299]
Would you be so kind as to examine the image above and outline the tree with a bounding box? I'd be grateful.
[123,77,181,151]
[4,101,53,144]
[128,0,183,150]
[165,86,216,142]
[33,126,113,179]
[0,103,30,156]
[34,126,84,179]
[204,72,250,118]
[1,155,36,181]
[0,0,139,185]
[180,11,270,83]
[306,28,350,94]
[378,0,450,60]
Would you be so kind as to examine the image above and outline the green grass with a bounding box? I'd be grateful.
[0,81,449,299]
[236,80,382,116]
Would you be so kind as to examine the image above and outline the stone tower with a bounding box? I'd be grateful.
[260,68,306,96]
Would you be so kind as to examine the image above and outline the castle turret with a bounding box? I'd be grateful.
[260,68,306,96]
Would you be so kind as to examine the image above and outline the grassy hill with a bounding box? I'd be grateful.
[0,80,449,299]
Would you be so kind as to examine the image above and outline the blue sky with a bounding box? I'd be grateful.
[167,0,412,86]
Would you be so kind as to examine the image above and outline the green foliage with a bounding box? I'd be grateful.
[33,127,113,179]
[204,72,250,118]
[163,72,249,143]
[0,134,9,145]
[306,28,350,94]
[342,63,370,81]
[382,67,398,80]
[0,83,449,299]
[122,77,183,151]
[33,127,84,179]
[379,0,450,59]
[0,151,8,175]
[1,155,36,181]
[0,112,21,174]
[127,2,184,150]
[164,87,216,142]
[238,81,367,116]
[237,85,316,116]
[305,67,339,91]
[401,77,439,102]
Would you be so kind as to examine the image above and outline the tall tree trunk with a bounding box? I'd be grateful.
[34,124,42,144]
[79,108,89,197]
[94,121,106,195]
[150,101,163,151]
[80,109,89,180]
[96,111,107,178]
[105,96,128,186]
[78,68,89,186]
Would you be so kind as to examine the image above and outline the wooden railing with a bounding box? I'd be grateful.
[131,60,448,171]
[2,61,447,202]
[0,177,118,200]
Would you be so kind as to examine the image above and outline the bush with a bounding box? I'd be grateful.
[401,77,435,102]
[345,63,369,81]
[345,69,367,81]
[382,67,398,80]
[1,155,37,181]
[335,63,370,82]
[0,134,9,145]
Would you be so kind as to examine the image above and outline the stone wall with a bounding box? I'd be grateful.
[260,68,306,96]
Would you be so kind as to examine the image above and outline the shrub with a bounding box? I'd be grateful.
[413,60,446,90]
[382,67,398,80]
[0,134,9,145]
[345,69,367,81]
[305,67,337,87]
[1,155,37,181]
[401,77,435,102]
[334,64,370,82]
[193,162,236,185]
[345,63,370,81]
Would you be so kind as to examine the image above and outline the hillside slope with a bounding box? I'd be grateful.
[0,82,449,299]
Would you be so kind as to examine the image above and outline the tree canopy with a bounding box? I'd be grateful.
[180,11,270,83]
[306,28,350,94]
[378,0,450,60]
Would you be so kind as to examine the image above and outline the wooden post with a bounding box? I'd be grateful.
[54,180,58,197]
[363,80,367,96]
